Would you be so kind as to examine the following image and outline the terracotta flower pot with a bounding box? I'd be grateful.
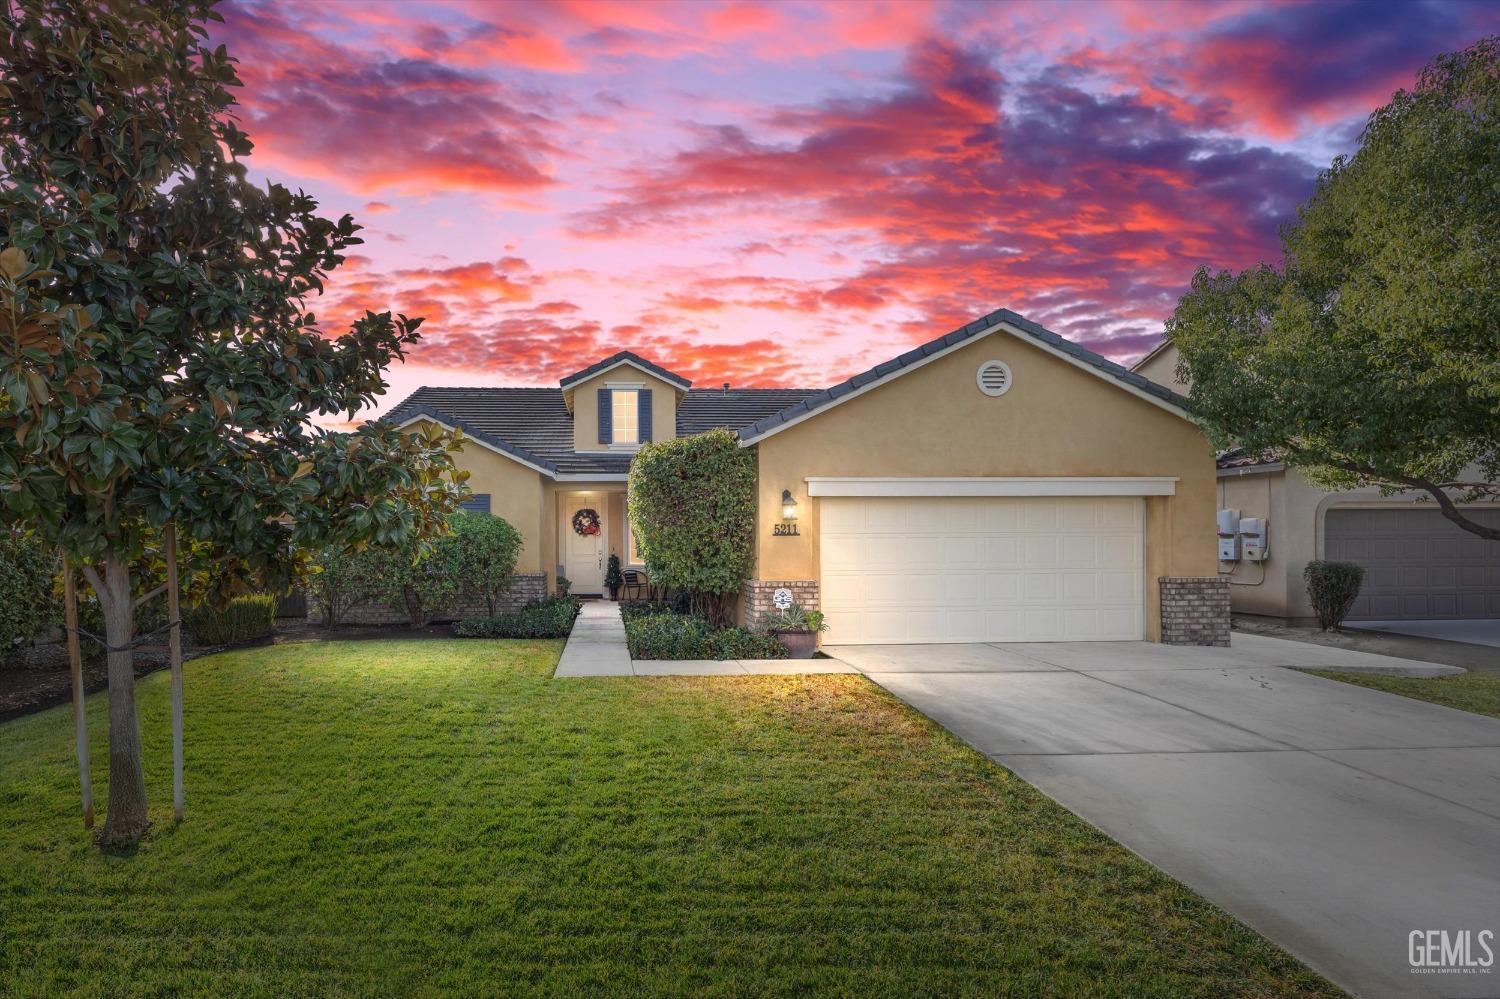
[772,629,817,659]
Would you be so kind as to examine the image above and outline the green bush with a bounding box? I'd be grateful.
[627,428,755,626]
[307,545,387,628]
[618,600,674,621]
[625,612,787,660]
[183,594,277,646]
[453,596,581,639]
[1304,560,1366,631]
[448,512,523,616]
[1,530,58,664]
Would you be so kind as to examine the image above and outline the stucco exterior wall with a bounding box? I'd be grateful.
[752,330,1218,641]
[1133,343,1191,392]
[568,368,681,452]
[404,420,547,574]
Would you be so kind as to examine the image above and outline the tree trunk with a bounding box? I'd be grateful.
[96,553,150,847]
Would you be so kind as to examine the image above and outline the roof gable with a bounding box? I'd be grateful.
[735,308,1192,444]
[559,351,691,390]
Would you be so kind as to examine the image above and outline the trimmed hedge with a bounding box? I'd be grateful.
[1304,560,1366,631]
[1,530,58,664]
[453,597,581,639]
[183,595,277,646]
[625,612,787,661]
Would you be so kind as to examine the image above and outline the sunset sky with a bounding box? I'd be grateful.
[212,0,1497,419]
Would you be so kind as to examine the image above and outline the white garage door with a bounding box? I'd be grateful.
[820,496,1144,644]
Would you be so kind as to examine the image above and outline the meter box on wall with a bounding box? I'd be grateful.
[1240,517,1269,561]
[1217,509,1240,561]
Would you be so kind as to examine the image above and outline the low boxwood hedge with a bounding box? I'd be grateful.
[625,611,787,661]
[454,596,581,639]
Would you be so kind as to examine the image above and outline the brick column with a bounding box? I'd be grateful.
[741,579,819,627]
[1158,576,1231,646]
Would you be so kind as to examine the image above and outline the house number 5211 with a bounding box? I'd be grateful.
[772,523,800,536]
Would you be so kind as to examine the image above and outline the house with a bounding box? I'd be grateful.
[387,308,1228,645]
[1134,341,1500,623]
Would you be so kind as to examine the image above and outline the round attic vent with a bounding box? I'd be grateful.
[976,359,1013,397]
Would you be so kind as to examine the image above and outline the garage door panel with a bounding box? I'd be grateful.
[819,496,1144,644]
[1327,508,1500,621]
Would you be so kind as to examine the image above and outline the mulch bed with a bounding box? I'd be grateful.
[2,620,463,724]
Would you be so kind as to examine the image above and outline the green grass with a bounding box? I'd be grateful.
[1306,668,1500,718]
[0,640,1339,997]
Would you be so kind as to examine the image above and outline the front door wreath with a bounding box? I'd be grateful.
[572,508,601,536]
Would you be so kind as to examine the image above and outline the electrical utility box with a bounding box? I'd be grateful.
[1239,517,1269,561]
[1217,509,1240,561]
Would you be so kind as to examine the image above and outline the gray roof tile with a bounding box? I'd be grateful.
[558,350,692,390]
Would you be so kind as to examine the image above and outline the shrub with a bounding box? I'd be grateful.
[628,428,755,626]
[619,600,674,621]
[1,530,58,664]
[448,512,523,616]
[454,596,581,639]
[1304,560,1366,631]
[183,594,277,646]
[624,612,788,660]
[307,545,387,628]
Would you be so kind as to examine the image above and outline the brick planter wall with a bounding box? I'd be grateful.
[742,579,819,627]
[309,571,549,626]
[1159,576,1231,646]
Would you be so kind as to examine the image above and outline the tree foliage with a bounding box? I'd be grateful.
[1166,37,1500,540]
[627,428,756,625]
[0,0,467,844]
[307,544,387,629]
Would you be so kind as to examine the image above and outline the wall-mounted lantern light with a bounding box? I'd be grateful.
[781,489,799,521]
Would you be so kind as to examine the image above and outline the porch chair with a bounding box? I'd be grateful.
[622,569,649,601]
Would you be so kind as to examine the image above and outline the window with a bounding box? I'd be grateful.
[458,493,491,515]
[611,388,639,445]
[623,513,645,566]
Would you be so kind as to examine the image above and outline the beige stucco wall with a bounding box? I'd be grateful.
[752,330,1219,641]
[568,367,681,452]
[1134,341,1191,392]
[404,421,548,574]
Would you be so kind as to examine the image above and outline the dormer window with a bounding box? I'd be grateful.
[611,388,639,445]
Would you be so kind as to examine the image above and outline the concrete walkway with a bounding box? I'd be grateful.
[553,602,857,677]
[828,637,1499,999]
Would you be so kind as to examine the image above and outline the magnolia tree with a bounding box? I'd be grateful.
[0,0,466,845]
[1166,38,1499,540]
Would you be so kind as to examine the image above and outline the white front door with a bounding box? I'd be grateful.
[565,504,606,593]
[819,496,1145,644]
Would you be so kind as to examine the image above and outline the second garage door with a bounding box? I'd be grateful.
[819,496,1144,644]
[1326,508,1500,620]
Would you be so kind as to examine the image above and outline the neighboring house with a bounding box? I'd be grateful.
[389,308,1228,645]
[1133,341,1500,623]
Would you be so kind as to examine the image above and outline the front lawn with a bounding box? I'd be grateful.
[0,640,1337,996]
[1306,668,1500,719]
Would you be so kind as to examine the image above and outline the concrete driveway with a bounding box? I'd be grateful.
[827,635,1500,999]
[1347,619,1500,650]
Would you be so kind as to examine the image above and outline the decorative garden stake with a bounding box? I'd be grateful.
[62,560,93,829]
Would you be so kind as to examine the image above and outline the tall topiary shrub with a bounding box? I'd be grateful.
[1304,560,1366,631]
[1,529,58,664]
[628,428,756,626]
[448,512,523,616]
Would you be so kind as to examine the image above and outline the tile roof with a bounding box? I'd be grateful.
[1216,448,1282,470]
[385,385,820,477]
[558,351,692,390]
[736,308,1191,442]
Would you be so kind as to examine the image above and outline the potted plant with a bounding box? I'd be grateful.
[605,553,623,601]
[761,601,827,659]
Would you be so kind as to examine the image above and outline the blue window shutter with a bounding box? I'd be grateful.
[459,493,491,514]
[639,389,652,442]
[597,388,611,444]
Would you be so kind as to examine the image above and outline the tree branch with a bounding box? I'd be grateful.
[132,583,168,610]
[1319,458,1500,542]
